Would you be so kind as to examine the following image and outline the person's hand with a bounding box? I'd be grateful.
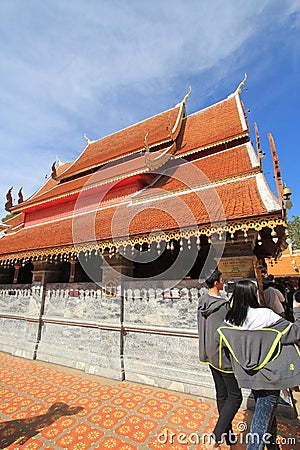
[293,299,300,309]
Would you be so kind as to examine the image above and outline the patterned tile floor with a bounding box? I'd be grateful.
[0,352,299,449]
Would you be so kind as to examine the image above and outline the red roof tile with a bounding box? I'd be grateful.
[134,144,258,200]
[15,155,150,210]
[11,161,73,211]
[2,213,25,233]
[267,248,300,277]
[14,95,248,213]
[58,104,183,180]
[55,94,246,181]
[16,143,256,212]
[0,177,279,257]
[176,95,247,157]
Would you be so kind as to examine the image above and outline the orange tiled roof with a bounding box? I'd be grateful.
[16,155,150,211]
[267,248,300,277]
[134,144,258,200]
[10,161,73,212]
[0,176,279,257]
[13,94,248,213]
[1,213,25,233]
[176,95,247,157]
[15,142,256,212]
[55,94,246,182]
[57,104,184,181]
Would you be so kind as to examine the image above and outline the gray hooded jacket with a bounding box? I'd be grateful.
[197,292,232,372]
[217,309,300,390]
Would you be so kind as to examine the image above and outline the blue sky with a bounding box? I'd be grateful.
[0,0,299,220]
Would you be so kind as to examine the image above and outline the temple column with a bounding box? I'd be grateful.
[13,264,21,284]
[69,258,76,283]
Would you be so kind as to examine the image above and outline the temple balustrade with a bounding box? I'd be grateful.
[0,281,219,397]
[0,284,42,359]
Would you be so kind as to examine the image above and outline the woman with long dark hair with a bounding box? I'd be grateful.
[218,279,300,450]
[198,270,242,449]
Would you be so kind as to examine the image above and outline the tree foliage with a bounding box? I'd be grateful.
[288,215,300,249]
[1,212,18,223]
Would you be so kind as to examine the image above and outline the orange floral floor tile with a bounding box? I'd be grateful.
[181,398,212,411]
[5,436,45,449]
[167,407,206,431]
[68,397,102,417]
[148,426,193,449]
[28,384,60,399]
[0,396,34,415]
[114,414,158,443]
[68,379,100,393]
[0,352,299,449]
[87,405,127,429]
[55,423,104,448]
[39,416,77,440]
[43,390,81,405]
[94,436,138,449]
[112,391,146,410]
[129,384,153,395]
[90,386,121,401]
[137,399,173,419]
[154,391,181,403]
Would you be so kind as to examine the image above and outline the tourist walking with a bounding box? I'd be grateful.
[262,277,286,317]
[217,279,300,450]
[198,270,242,449]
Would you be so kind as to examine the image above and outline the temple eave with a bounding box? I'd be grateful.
[0,213,286,265]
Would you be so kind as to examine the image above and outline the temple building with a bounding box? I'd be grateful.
[0,80,292,395]
[267,245,300,278]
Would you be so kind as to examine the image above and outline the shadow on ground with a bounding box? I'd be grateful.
[0,402,83,448]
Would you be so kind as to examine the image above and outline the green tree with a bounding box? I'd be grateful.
[288,215,300,249]
[1,212,18,222]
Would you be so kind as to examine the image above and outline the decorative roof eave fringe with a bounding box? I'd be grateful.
[0,216,287,264]
[175,131,249,160]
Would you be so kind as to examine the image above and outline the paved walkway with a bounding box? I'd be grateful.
[0,352,299,449]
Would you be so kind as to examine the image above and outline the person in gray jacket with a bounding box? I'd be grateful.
[217,279,300,450]
[198,270,242,449]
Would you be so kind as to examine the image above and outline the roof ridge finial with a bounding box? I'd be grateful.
[56,155,63,166]
[84,133,92,145]
[5,187,13,212]
[182,86,192,105]
[236,73,247,95]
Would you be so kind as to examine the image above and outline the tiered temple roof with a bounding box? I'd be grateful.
[0,86,287,264]
[267,246,300,277]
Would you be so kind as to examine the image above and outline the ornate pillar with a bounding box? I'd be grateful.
[69,258,76,283]
[13,264,21,284]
